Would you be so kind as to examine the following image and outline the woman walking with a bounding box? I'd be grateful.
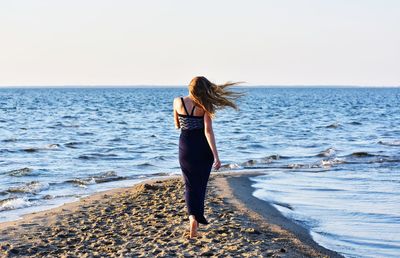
[173,76,242,238]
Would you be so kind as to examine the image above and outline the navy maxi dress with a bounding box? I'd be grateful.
[178,97,214,225]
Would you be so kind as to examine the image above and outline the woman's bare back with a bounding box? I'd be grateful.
[175,96,205,117]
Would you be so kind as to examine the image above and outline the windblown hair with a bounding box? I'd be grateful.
[189,76,243,117]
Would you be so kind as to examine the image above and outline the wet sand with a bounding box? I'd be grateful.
[0,171,342,257]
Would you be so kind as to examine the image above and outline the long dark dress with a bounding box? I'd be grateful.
[178,97,214,225]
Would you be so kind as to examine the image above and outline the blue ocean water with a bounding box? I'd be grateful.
[0,87,399,257]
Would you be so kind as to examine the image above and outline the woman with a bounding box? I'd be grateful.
[173,76,242,238]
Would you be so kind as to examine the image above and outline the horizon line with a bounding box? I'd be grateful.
[0,84,399,88]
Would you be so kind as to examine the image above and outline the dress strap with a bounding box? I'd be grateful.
[190,105,196,116]
[180,97,189,115]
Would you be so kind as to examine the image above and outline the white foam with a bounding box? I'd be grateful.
[0,197,32,211]
[8,181,50,194]
[321,158,345,167]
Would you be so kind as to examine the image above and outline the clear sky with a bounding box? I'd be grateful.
[1,0,399,86]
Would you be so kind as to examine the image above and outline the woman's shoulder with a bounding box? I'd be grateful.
[173,96,182,104]
[173,96,186,110]
[174,95,187,100]
[173,96,191,104]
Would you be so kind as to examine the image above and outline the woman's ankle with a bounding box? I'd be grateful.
[189,215,196,221]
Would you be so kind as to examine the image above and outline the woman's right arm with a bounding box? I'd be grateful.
[204,113,221,170]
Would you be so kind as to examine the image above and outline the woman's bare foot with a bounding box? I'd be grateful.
[189,215,198,238]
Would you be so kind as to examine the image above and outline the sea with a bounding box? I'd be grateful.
[0,87,399,257]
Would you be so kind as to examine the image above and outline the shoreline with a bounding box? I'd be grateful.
[214,172,342,257]
[0,171,343,257]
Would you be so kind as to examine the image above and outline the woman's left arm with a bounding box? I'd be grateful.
[173,98,180,129]
[204,113,221,170]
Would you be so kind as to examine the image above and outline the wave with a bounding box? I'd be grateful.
[286,155,400,170]
[2,138,17,143]
[77,132,94,136]
[239,154,289,169]
[135,162,156,168]
[43,194,54,200]
[21,144,60,153]
[220,163,241,170]
[244,154,284,166]
[78,153,118,160]
[0,149,17,154]
[287,163,321,169]
[289,157,345,170]
[248,143,266,149]
[46,144,60,149]
[92,171,126,183]
[339,151,400,164]
[0,107,16,111]
[272,201,294,210]
[348,152,377,157]
[147,172,169,177]
[378,140,400,147]
[151,156,168,161]
[295,154,398,168]
[241,159,257,166]
[54,122,79,128]
[334,152,400,165]
[22,148,38,153]
[61,115,77,119]
[0,197,32,211]
[65,171,126,186]
[0,191,8,196]
[321,158,346,167]
[317,147,336,157]
[8,167,33,177]
[326,122,340,129]
[64,142,83,149]
[260,154,286,163]
[7,181,49,194]
[216,150,398,172]
[64,171,170,187]
[65,178,96,186]
[366,158,400,164]
[219,154,300,170]
[136,172,170,178]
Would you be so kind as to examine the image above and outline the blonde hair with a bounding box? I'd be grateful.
[189,76,243,117]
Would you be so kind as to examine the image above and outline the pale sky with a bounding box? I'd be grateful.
[1,0,399,86]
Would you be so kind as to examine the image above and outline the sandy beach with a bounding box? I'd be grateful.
[0,171,342,257]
